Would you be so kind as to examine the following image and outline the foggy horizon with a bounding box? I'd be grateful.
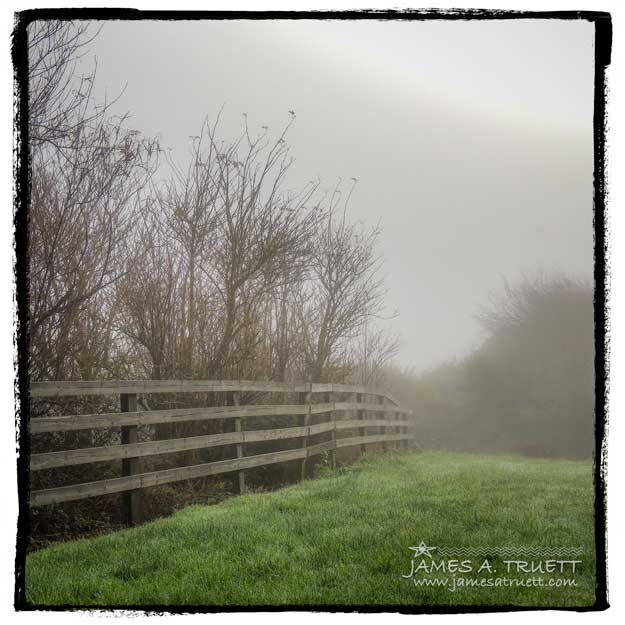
[81,18,595,372]
[20,14,606,606]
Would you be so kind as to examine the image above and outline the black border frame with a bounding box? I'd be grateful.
[12,8,612,614]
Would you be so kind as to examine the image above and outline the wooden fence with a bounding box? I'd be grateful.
[29,380,414,525]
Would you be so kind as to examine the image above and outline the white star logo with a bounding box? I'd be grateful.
[409,542,436,558]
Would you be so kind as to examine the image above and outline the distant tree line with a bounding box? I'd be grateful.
[386,275,595,459]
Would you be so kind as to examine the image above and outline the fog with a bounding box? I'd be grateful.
[24,17,600,553]
[84,18,594,371]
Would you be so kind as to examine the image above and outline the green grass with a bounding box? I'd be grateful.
[25,451,598,607]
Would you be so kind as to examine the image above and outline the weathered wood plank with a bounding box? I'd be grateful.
[30,447,309,506]
[333,402,410,414]
[30,380,399,400]
[245,425,310,443]
[379,394,388,452]
[336,433,413,450]
[308,421,338,436]
[306,439,336,457]
[31,425,312,470]
[328,391,336,471]
[120,393,141,526]
[335,419,408,430]
[30,380,311,398]
[330,385,402,407]
[233,391,245,494]
[357,392,366,456]
[299,389,311,481]
[31,417,417,470]
[30,403,334,433]
[29,432,414,506]
[306,433,414,458]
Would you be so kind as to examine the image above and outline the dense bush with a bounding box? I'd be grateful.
[388,276,594,459]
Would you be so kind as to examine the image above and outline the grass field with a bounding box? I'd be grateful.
[25,451,598,607]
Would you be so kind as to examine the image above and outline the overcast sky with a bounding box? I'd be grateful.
[83,18,595,372]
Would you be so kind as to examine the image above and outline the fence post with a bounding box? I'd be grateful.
[395,408,401,450]
[233,391,245,494]
[357,392,366,457]
[402,411,408,449]
[380,394,388,452]
[349,391,357,457]
[328,390,336,471]
[121,393,141,526]
[299,385,311,481]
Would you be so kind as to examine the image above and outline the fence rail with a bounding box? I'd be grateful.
[29,380,414,523]
[30,379,401,401]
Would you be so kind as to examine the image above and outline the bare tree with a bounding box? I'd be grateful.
[115,208,187,381]
[189,115,321,378]
[298,189,386,382]
[27,21,121,150]
[349,321,400,387]
[28,22,159,380]
[156,128,223,376]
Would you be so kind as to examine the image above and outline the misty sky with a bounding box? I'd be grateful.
[83,18,595,372]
